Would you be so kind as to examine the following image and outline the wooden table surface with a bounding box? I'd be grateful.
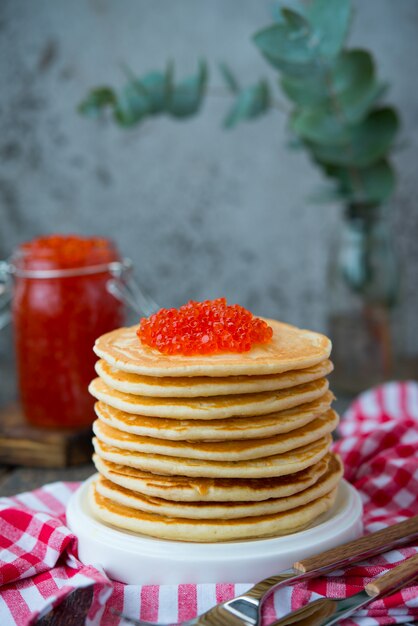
[0,462,95,496]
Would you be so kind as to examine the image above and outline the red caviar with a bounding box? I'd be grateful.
[138,298,273,355]
[13,234,124,428]
[18,234,115,269]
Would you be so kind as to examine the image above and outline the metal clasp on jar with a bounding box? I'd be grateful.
[107,259,159,317]
[0,256,159,332]
[0,261,12,330]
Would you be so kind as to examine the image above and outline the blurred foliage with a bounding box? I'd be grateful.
[79,0,399,207]
[79,61,207,127]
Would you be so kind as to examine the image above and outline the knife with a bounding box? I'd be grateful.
[117,515,418,626]
[268,551,418,626]
[212,515,418,625]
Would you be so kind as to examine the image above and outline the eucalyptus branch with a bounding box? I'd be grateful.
[323,66,366,201]
[207,86,289,114]
[79,0,399,206]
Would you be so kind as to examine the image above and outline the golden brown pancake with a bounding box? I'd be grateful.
[92,453,332,502]
[88,377,329,420]
[92,434,332,478]
[95,358,334,397]
[93,320,332,377]
[89,483,338,541]
[92,410,338,461]
[94,454,343,519]
[90,316,340,542]
[94,391,334,441]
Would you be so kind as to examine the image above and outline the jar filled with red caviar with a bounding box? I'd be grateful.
[0,235,129,428]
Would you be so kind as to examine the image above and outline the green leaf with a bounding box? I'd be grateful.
[219,62,240,93]
[140,70,170,113]
[307,0,352,58]
[291,107,349,145]
[341,81,386,123]
[168,60,208,117]
[310,107,400,167]
[360,159,396,203]
[113,81,152,127]
[253,16,316,71]
[224,80,271,128]
[358,159,396,203]
[78,87,116,117]
[281,70,328,107]
[253,10,327,77]
[270,58,322,78]
[281,49,384,115]
[332,49,384,121]
[281,7,310,33]
[332,49,372,93]
[324,159,396,204]
[271,1,308,24]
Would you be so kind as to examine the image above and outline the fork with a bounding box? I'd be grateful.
[115,515,418,626]
[269,552,418,626]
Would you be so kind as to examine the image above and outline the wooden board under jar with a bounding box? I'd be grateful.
[0,405,92,468]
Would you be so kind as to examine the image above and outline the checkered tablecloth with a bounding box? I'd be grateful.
[1,381,418,625]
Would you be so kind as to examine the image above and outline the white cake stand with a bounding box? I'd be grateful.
[66,474,363,585]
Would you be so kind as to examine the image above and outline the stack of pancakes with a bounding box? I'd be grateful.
[89,319,343,542]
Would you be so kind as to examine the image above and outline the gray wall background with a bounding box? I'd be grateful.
[1,0,417,404]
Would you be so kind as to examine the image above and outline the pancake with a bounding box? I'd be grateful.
[88,377,329,420]
[93,410,338,461]
[93,434,332,478]
[93,319,332,377]
[94,391,334,441]
[95,358,334,397]
[89,483,338,541]
[94,453,343,519]
[93,453,331,502]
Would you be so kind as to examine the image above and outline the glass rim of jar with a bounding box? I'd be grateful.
[0,257,133,279]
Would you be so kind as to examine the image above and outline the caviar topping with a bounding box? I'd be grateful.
[18,234,117,270]
[137,298,273,355]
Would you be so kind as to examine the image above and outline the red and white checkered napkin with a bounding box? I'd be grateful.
[1,381,418,626]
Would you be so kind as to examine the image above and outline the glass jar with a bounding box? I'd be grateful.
[328,204,406,394]
[0,235,131,429]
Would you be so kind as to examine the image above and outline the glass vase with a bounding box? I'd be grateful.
[328,203,405,394]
